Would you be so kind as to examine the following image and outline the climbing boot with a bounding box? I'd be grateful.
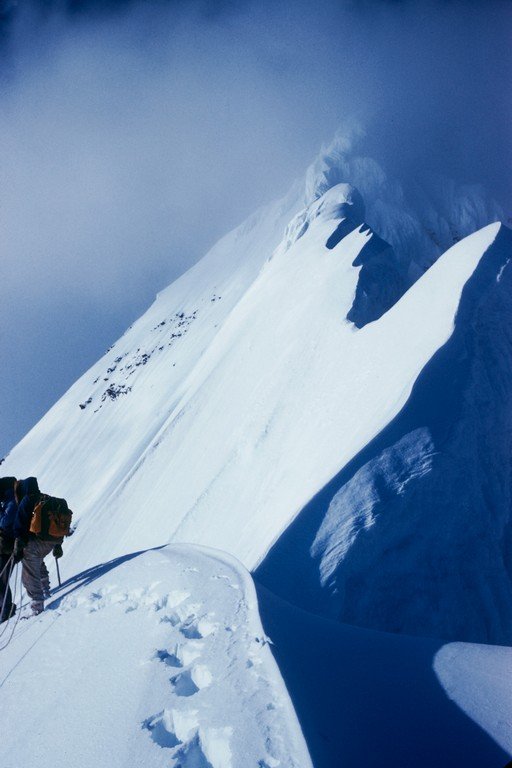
[31,601,44,616]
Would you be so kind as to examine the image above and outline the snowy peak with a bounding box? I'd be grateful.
[2,129,512,768]
[275,182,407,328]
[274,182,365,257]
[303,132,503,277]
[299,183,365,226]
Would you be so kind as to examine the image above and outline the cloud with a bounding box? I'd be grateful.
[0,0,510,455]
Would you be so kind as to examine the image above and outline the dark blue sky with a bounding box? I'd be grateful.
[1,0,511,458]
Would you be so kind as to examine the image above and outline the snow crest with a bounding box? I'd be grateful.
[258,224,512,644]
[304,132,503,278]
[0,546,312,768]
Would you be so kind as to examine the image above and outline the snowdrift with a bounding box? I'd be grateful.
[0,546,311,768]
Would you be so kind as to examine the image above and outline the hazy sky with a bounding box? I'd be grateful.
[1,0,511,458]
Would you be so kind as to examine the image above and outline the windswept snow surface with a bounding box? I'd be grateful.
[2,193,502,583]
[3,159,509,644]
[306,133,504,277]
[0,546,311,768]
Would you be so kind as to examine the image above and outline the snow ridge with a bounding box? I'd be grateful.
[0,546,312,768]
[258,224,512,644]
[2,142,508,650]
[305,132,503,278]
[1,137,511,767]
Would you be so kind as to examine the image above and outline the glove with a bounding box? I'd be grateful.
[12,538,24,564]
[53,544,63,559]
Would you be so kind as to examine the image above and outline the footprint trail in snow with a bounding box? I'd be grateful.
[142,558,281,767]
[0,545,311,768]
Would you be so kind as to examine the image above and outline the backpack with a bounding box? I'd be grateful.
[29,494,73,541]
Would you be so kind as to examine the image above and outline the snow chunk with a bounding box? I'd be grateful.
[434,642,512,755]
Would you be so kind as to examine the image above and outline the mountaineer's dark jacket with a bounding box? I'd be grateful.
[14,477,41,542]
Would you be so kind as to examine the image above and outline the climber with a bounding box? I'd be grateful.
[0,476,18,622]
[13,477,65,616]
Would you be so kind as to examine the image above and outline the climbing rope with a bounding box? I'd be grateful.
[0,555,14,636]
[0,563,22,650]
[0,554,13,579]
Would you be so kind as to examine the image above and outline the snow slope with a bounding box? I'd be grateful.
[258,223,512,644]
[258,585,512,768]
[1,545,510,768]
[1,192,500,570]
[0,545,311,768]
[306,132,504,277]
[1,139,511,767]
[3,162,509,644]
